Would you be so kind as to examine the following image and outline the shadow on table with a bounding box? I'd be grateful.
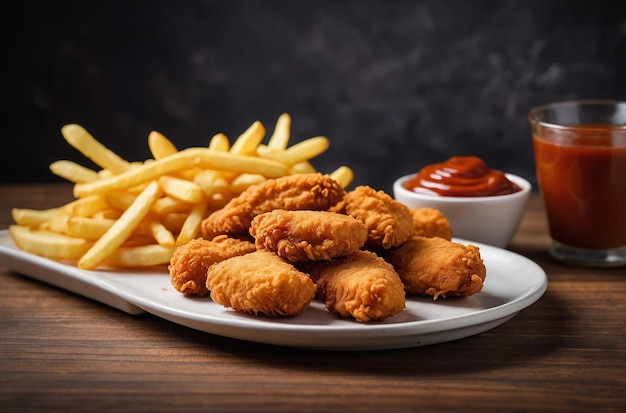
[153,287,571,377]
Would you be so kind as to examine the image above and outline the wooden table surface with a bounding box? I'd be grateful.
[1,183,625,413]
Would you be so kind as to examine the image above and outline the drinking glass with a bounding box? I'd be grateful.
[529,100,626,267]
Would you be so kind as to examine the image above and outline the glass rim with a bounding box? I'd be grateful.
[529,99,626,130]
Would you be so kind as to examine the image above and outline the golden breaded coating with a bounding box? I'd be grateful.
[332,185,413,250]
[168,236,256,297]
[201,173,345,239]
[308,250,406,323]
[411,208,453,240]
[250,210,368,262]
[386,236,486,299]
[206,250,316,317]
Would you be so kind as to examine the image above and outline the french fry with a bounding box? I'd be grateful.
[191,163,230,192]
[229,173,266,193]
[152,196,192,215]
[176,198,209,246]
[259,136,329,165]
[120,234,158,248]
[93,209,122,220]
[49,160,100,183]
[103,244,177,268]
[61,124,131,174]
[12,207,66,227]
[140,215,176,246]
[98,169,115,179]
[161,212,187,234]
[330,165,354,189]
[289,161,317,175]
[65,216,115,240]
[73,148,289,197]
[229,121,265,155]
[78,180,162,270]
[267,113,291,150]
[208,133,230,152]
[69,195,110,217]
[9,225,93,260]
[158,175,205,204]
[147,131,204,181]
[148,131,178,160]
[40,215,70,234]
[193,169,230,197]
[105,191,137,211]
[194,133,234,193]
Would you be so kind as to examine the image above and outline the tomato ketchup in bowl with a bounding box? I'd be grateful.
[393,156,531,248]
[403,156,522,197]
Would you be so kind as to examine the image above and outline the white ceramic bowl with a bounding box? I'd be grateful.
[393,173,532,248]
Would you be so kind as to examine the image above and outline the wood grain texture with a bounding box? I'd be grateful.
[1,184,625,413]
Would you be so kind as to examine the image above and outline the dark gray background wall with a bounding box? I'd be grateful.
[5,0,626,194]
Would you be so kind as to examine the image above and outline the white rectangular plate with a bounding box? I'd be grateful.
[0,230,547,350]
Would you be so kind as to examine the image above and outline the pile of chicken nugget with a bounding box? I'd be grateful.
[170,172,487,323]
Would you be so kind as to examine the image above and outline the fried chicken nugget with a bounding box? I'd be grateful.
[308,250,406,323]
[331,185,413,250]
[206,250,315,317]
[201,173,346,239]
[386,236,486,299]
[250,210,368,263]
[411,208,453,240]
[169,235,256,297]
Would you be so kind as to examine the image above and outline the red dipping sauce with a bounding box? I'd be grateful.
[404,156,521,197]
[533,124,626,249]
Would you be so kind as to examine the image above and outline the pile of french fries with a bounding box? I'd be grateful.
[10,113,353,270]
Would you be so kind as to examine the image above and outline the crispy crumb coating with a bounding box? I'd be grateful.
[410,208,453,240]
[201,173,345,239]
[331,185,413,250]
[250,210,368,262]
[206,250,316,317]
[168,236,256,297]
[386,236,486,299]
[308,250,406,323]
